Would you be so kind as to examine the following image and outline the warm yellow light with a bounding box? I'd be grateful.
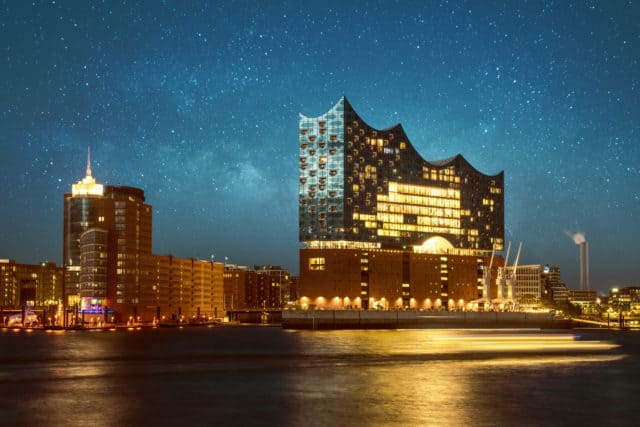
[71,175,104,196]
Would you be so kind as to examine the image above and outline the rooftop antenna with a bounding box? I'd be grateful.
[86,146,92,177]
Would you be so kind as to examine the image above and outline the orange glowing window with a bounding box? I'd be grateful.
[309,257,326,271]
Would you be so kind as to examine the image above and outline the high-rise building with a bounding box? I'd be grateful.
[63,149,152,318]
[298,97,504,309]
[63,150,112,300]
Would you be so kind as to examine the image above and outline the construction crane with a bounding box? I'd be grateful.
[496,241,511,302]
[506,241,523,306]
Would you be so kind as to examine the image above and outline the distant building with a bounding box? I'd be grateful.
[499,264,543,307]
[223,265,250,310]
[541,264,569,304]
[254,265,295,308]
[298,97,504,309]
[609,287,640,314]
[0,259,63,308]
[0,259,18,307]
[568,289,598,314]
[223,264,295,310]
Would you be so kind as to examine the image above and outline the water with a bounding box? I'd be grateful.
[1,326,639,426]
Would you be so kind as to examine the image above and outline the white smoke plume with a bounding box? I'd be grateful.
[564,230,586,245]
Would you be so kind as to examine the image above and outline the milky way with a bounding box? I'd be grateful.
[1,1,638,291]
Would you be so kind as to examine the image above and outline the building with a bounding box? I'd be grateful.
[223,264,296,310]
[0,259,63,308]
[298,97,504,309]
[147,255,224,321]
[568,289,598,314]
[0,259,17,308]
[254,265,295,308]
[499,264,543,307]
[541,264,569,304]
[63,150,152,318]
[609,287,640,314]
[223,265,250,310]
[301,249,503,310]
[62,149,224,323]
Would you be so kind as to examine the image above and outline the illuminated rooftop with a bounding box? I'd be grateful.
[71,146,104,197]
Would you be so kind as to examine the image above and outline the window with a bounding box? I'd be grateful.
[309,257,326,271]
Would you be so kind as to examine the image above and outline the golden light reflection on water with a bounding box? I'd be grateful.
[460,353,626,367]
[288,329,627,426]
[426,332,620,353]
[296,329,621,359]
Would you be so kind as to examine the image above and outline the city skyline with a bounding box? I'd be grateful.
[1,2,639,292]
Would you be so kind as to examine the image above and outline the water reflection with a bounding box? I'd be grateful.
[291,329,620,358]
[283,330,624,426]
[0,328,146,424]
[0,327,633,426]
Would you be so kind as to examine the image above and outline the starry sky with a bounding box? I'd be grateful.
[1,1,638,292]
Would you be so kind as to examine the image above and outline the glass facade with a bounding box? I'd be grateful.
[79,227,109,301]
[299,97,504,253]
[299,97,345,241]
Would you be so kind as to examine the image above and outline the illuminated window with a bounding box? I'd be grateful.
[309,257,326,271]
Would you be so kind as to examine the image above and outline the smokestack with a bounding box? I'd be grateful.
[580,241,589,291]
[565,230,589,290]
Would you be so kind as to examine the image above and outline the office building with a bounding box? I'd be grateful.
[298,97,504,309]
[499,264,543,307]
[63,149,152,318]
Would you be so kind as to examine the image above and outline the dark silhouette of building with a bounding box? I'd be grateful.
[223,264,295,310]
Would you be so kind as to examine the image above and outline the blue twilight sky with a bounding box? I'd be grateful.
[1,1,638,292]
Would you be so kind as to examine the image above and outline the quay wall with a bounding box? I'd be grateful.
[282,310,572,329]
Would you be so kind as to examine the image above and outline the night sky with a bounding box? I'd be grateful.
[1,1,638,292]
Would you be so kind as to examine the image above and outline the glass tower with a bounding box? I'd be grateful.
[299,97,504,253]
